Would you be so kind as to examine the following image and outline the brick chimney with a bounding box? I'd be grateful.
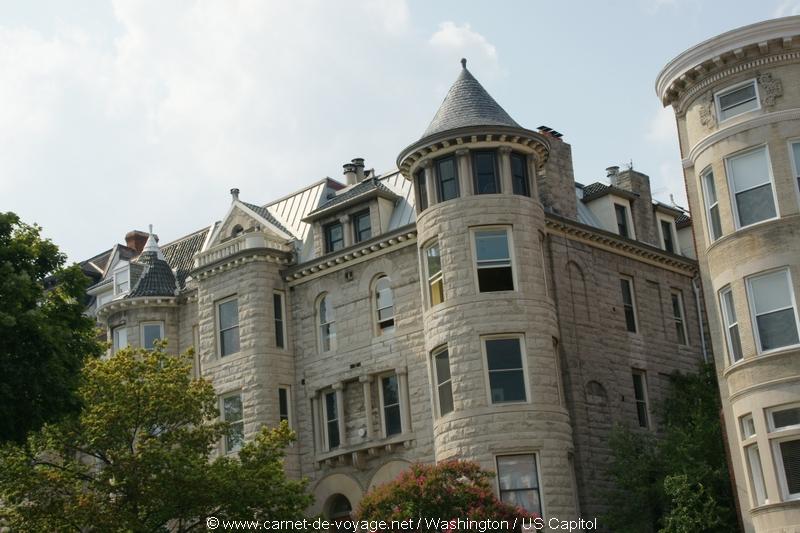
[125,230,149,253]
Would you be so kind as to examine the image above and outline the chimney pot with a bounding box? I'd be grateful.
[230,188,240,202]
[343,163,358,185]
[352,158,365,181]
[125,230,149,254]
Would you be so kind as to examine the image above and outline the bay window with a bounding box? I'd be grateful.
[726,146,777,228]
[746,269,800,352]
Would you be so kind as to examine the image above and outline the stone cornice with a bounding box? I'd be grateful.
[657,16,800,106]
[544,213,698,275]
[284,226,417,285]
[684,107,800,166]
[193,249,291,280]
[96,296,178,320]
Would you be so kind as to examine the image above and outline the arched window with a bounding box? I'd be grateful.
[318,294,335,352]
[231,224,244,238]
[326,494,352,532]
[374,276,395,334]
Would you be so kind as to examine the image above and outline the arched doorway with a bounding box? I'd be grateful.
[325,494,352,532]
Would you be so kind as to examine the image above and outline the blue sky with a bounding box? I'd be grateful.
[1,0,797,260]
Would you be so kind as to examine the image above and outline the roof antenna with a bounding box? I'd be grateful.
[461,58,467,69]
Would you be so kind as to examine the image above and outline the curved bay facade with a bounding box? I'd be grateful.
[657,16,800,532]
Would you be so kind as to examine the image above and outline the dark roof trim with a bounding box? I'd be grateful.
[580,182,639,202]
[302,179,399,222]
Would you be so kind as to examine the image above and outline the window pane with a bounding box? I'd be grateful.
[741,415,756,438]
[430,279,444,306]
[511,153,529,196]
[736,184,776,226]
[382,375,399,406]
[615,205,629,237]
[354,211,371,242]
[143,324,162,348]
[500,490,541,515]
[757,308,800,350]
[113,328,128,351]
[426,244,441,276]
[632,373,645,401]
[703,172,718,204]
[437,157,459,201]
[438,381,453,415]
[719,83,756,110]
[662,220,674,253]
[751,271,793,315]
[279,388,289,422]
[478,267,514,292]
[780,439,800,495]
[326,223,344,252]
[486,338,523,370]
[416,170,428,210]
[746,445,767,505]
[274,293,285,349]
[729,148,769,192]
[773,407,800,430]
[710,204,723,241]
[473,151,499,194]
[475,230,510,262]
[220,328,240,356]
[729,324,743,362]
[384,405,402,436]
[793,143,800,178]
[224,395,243,421]
[722,289,737,323]
[489,371,526,403]
[219,300,239,330]
[497,455,538,490]
[435,350,451,384]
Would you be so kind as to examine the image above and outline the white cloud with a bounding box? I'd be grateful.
[773,0,800,17]
[3,0,480,260]
[646,105,677,143]
[429,21,498,70]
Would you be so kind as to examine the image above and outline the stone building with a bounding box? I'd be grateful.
[657,16,800,533]
[84,59,705,527]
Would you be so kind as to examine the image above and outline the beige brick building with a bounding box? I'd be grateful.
[83,58,707,528]
[657,16,800,533]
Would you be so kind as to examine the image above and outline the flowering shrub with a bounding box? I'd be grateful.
[355,460,537,532]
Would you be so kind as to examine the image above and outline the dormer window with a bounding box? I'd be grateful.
[324,222,344,253]
[472,151,499,194]
[716,80,758,122]
[614,203,630,238]
[114,267,130,295]
[231,224,244,238]
[659,218,677,254]
[436,155,459,202]
[352,210,371,243]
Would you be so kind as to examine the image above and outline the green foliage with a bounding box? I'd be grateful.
[603,363,737,533]
[0,344,311,532]
[0,211,103,442]
[356,460,536,532]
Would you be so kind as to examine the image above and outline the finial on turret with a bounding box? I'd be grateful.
[460,58,467,69]
[148,224,153,235]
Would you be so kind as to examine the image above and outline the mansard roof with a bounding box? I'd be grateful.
[421,60,521,140]
[161,226,210,289]
[303,177,399,222]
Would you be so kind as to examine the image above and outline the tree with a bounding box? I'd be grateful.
[355,460,537,532]
[603,363,737,533]
[0,344,311,532]
[0,211,103,442]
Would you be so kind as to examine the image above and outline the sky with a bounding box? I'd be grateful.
[2,0,798,261]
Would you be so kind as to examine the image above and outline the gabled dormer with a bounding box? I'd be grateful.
[579,181,639,240]
[302,159,401,258]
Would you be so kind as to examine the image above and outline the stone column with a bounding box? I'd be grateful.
[421,159,436,210]
[396,367,411,434]
[498,146,513,194]
[360,375,374,439]
[456,148,471,196]
[527,154,539,199]
[340,215,352,249]
[334,382,346,447]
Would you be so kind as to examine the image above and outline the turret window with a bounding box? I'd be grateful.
[767,405,800,500]
[472,227,514,292]
[141,322,164,349]
[324,222,345,253]
[424,241,444,306]
[726,146,777,229]
[432,346,453,416]
[510,152,530,197]
[435,156,459,202]
[483,336,527,404]
[221,393,244,453]
[720,287,743,364]
[112,326,128,353]
[415,169,428,211]
[716,80,759,122]
[701,169,723,241]
[273,291,286,349]
[472,151,500,194]
[746,269,799,353]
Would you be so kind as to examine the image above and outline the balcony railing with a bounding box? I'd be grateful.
[194,232,292,270]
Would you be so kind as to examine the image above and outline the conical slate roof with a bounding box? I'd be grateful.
[421,59,521,139]
[127,230,177,298]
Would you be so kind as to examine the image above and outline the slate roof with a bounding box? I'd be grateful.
[421,62,521,139]
[241,201,295,238]
[675,212,692,228]
[161,227,209,289]
[304,177,399,220]
[127,249,177,298]
[580,181,639,202]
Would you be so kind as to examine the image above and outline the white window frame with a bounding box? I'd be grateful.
[220,391,244,454]
[720,286,744,365]
[701,167,723,243]
[113,265,130,295]
[378,372,402,438]
[715,79,760,123]
[470,226,517,293]
[768,404,800,433]
[317,293,336,353]
[632,369,651,430]
[216,295,240,358]
[740,413,756,440]
[745,268,800,355]
[273,290,287,350]
[670,289,689,346]
[724,145,779,230]
[612,201,635,239]
[112,325,128,354]
[431,346,453,417]
[772,435,800,501]
[481,334,530,405]
[495,453,545,517]
[322,390,340,451]
[373,275,396,335]
[657,214,680,254]
[278,386,292,427]
[423,240,444,307]
[745,444,768,506]
[140,321,164,349]
[620,275,639,334]
[789,139,800,208]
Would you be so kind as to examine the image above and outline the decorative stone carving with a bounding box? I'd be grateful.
[697,93,716,130]
[757,72,782,107]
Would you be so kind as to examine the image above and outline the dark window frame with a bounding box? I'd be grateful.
[415,168,428,211]
[510,152,530,197]
[352,209,372,243]
[472,150,500,195]
[324,221,344,253]
[435,155,460,202]
[615,203,630,238]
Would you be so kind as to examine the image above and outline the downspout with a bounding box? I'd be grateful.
[692,275,708,363]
